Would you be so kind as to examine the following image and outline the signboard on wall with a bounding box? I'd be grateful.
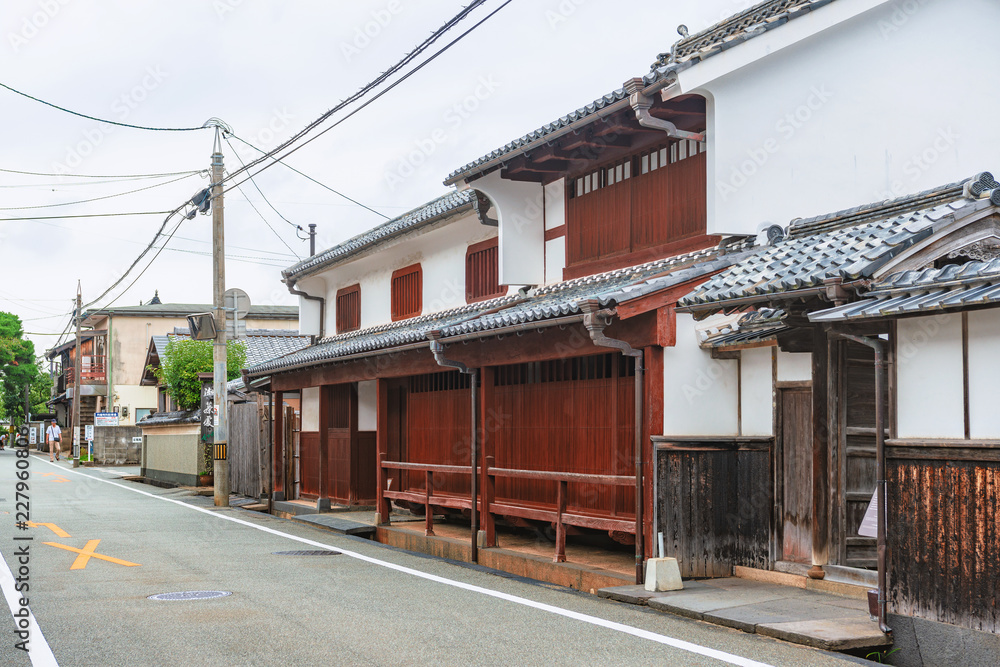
[94,412,120,427]
[29,427,37,445]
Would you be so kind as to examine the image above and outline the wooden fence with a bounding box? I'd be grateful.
[228,398,269,499]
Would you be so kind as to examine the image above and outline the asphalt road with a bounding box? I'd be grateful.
[0,449,868,666]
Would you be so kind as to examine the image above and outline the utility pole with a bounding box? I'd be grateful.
[211,134,230,507]
[72,282,82,466]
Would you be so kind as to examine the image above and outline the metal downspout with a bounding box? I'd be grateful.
[837,333,892,637]
[286,279,325,342]
[426,330,479,564]
[580,300,645,585]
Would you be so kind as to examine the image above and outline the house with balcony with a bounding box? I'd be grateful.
[47,294,298,436]
[243,0,1000,659]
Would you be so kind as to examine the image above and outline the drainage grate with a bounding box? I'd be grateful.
[273,550,341,556]
[148,591,232,601]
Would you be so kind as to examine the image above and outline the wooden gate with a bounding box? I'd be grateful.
[228,401,265,499]
[777,385,812,563]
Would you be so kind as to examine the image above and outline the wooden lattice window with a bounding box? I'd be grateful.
[391,264,422,321]
[466,238,505,303]
[336,284,361,333]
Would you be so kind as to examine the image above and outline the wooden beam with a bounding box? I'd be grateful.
[559,134,632,150]
[375,378,390,523]
[809,326,830,579]
[644,346,664,559]
[504,158,572,173]
[318,385,330,507]
[499,168,546,182]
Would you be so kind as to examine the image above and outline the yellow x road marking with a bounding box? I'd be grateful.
[44,540,141,570]
[26,521,71,538]
[34,472,70,483]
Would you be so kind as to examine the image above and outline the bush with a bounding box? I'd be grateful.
[151,338,246,411]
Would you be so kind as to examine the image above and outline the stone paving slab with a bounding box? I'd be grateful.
[757,618,892,651]
[599,577,890,652]
[292,514,376,536]
[702,596,869,634]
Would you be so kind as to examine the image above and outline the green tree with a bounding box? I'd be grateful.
[0,312,41,425]
[151,338,246,411]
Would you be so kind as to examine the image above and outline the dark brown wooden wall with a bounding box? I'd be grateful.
[657,442,771,578]
[566,151,705,268]
[491,355,635,516]
[888,454,1000,634]
[299,431,320,497]
[403,371,473,496]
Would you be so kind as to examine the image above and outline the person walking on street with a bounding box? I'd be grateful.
[46,418,62,461]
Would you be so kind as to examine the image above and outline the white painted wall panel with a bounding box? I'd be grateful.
[777,350,811,382]
[967,310,1000,439]
[301,386,320,432]
[663,314,738,436]
[741,347,774,437]
[357,380,377,432]
[473,171,545,286]
[545,237,566,285]
[897,314,964,439]
[544,180,565,230]
[679,0,1000,236]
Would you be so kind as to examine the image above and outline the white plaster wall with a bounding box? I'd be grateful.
[544,180,565,230]
[663,314,738,436]
[295,275,325,338]
[545,237,566,285]
[301,386,320,432]
[473,171,545,286]
[677,0,1000,235]
[741,347,774,437]
[357,380,377,432]
[896,314,964,439]
[319,211,496,332]
[966,310,1000,439]
[113,385,158,426]
[777,350,811,382]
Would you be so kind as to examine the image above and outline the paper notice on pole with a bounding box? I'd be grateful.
[858,491,878,538]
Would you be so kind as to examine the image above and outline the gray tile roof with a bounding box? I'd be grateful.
[84,303,297,319]
[250,243,738,376]
[282,190,475,282]
[444,0,837,185]
[809,259,1000,322]
[678,177,999,312]
[153,331,311,368]
[699,308,787,349]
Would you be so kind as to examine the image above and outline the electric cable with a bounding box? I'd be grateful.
[0,172,200,211]
[227,133,389,220]
[223,134,302,234]
[229,180,300,258]
[0,211,171,221]
[219,0,492,186]
[225,0,513,193]
[0,167,203,179]
[0,82,210,131]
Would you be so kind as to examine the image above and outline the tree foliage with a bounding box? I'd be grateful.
[151,338,246,411]
[0,312,41,425]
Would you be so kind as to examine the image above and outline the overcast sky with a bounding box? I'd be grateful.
[1,0,744,353]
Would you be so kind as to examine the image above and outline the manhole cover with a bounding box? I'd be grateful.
[273,550,341,556]
[148,591,232,601]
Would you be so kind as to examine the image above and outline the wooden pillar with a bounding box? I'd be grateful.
[317,386,330,510]
[480,366,496,547]
[809,326,830,579]
[375,378,390,524]
[273,391,284,501]
[643,346,664,559]
[348,383,359,505]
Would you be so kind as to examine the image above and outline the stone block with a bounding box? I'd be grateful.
[644,557,683,592]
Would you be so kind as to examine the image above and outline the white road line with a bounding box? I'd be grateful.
[0,544,58,666]
[50,459,774,667]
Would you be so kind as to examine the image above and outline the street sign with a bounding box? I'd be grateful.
[224,288,250,339]
[132,436,143,444]
[85,424,94,441]
[94,412,120,427]
[29,427,37,445]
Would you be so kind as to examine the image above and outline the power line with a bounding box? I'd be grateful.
[227,133,390,220]
[223,135,303,234]
[0,82,210,132]
[219,1,491,187]
[230,180,301,258]
[0,211,171,221]
[226,0,513,193]
[0,167,202,179]
[0,172,200,211]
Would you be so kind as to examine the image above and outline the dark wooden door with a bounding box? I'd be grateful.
[837,340,883,568]
[779,387,812,563]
